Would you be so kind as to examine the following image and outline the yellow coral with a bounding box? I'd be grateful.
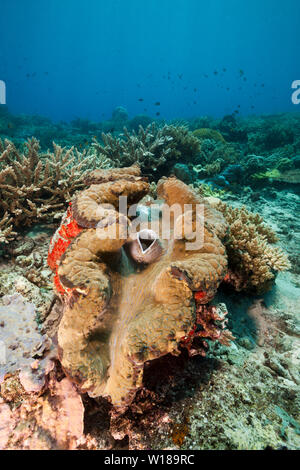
[0,137,111,242]
[217,202,290,292]
[193,128,226,143]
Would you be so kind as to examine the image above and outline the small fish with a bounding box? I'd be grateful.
[178,74,183,79]
[156,112,160,116]
[7,122,13,129]
[239,69,244,76]
[193,88,197,92]
[223,68,227,72]
[213,70,218,75]
[193,101,197,104]
[138,98,144,102]
[261,83,265,87]
[154,101,160,106]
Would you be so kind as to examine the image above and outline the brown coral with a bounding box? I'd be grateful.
[217,202,290,292]
[49,170,229,409]
[92,123,200,179]
[0,138,110,243]
[0,212,16,243]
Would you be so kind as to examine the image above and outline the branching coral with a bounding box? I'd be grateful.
[193,137,240,177]
[48,170,230,409]
[217,202,290,292]
[191,182,228,199]
[0,212,16,243]
[92,123,200,179]
[0,138,111,243]
[92,124,173,175]
[203,160,222,176]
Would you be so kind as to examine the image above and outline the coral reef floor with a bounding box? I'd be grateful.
[0,186,299,450]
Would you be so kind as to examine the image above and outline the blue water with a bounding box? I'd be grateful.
[0,0,299,121]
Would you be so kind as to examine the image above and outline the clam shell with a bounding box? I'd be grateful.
[129,229,162,264]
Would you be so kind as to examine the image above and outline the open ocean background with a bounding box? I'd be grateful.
[0,0,299,121]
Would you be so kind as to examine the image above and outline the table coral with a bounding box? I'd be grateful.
[48,168,230,409]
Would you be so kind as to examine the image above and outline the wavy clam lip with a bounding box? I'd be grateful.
[50,173,230,409]
[129,229,163,264]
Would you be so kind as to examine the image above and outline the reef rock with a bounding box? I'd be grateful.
[0,399,14,449]
[0,294,53,391]
[0,376,84,450]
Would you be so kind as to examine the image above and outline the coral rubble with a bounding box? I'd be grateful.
[0,375,85,450]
